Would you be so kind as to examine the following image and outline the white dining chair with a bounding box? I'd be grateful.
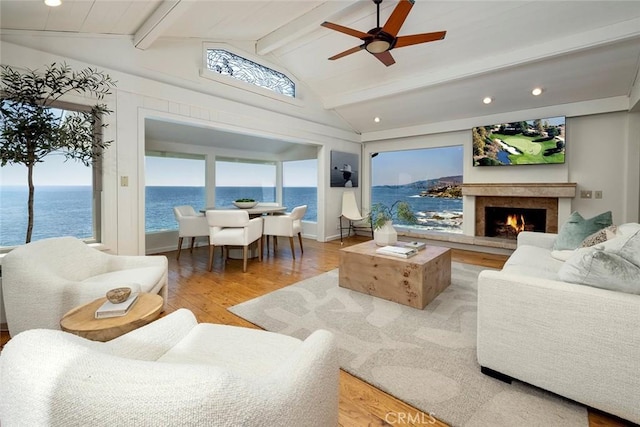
[173,205,210,260]
[262,205,307,259]
[205,210,263,272]
[339,191,373,242]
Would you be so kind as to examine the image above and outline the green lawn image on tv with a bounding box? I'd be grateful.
[493,133,564,164]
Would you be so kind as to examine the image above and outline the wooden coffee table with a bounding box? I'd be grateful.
[339,240,451,309]
[60,293,164,342]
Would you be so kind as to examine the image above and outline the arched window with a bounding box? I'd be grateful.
[206,49,295,98]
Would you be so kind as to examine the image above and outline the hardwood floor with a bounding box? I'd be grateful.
[0,236,629,426]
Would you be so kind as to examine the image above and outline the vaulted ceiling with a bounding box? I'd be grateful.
[2,0,640,137]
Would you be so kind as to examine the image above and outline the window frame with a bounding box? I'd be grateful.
[0,99,104,251]
[200,43,303,106]
[144,151,206,233]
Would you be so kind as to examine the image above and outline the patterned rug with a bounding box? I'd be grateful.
[229,262,587,426]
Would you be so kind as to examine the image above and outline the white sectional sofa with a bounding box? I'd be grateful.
[477,229,640,424]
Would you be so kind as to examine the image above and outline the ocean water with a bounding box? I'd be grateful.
[371,185,463,233]
[0,185,462,246]
[0,186,95,247]
[144,186,319,232]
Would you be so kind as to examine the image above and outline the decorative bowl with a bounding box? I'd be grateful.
[106,287,132,304]
[233,201,258,209]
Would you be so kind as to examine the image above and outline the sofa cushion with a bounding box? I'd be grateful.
[553,211,613,250]
[550,250,575,262]
[81,266,165,292]
[503,245,564,280]
[558,247,640,294]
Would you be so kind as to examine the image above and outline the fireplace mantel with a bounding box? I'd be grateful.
[461,183,576,198]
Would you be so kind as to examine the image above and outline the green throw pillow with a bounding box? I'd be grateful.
[553,211,613,250]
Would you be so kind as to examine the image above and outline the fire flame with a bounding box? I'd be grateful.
[506,214,525,233]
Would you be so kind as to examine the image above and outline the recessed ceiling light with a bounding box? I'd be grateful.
[44,0,62,6]
[374,117,381,123]
[531,87,543,96]
[483,97,492,104]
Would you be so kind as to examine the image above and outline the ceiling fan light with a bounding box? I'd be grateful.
[366,40,391,54]
[44,0,62,6]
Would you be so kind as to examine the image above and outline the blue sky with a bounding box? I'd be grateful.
[1,146,463,187]
[1,156,318,187]
[371,146,463,186]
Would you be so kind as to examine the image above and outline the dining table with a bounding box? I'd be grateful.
[200,205,287,217]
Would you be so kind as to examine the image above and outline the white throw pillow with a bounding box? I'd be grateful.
[559,230,640,294]
[559,249,640,294]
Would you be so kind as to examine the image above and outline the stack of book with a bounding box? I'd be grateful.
[401,241,427,251]
[375,245,418,259]
[95,293,139,319]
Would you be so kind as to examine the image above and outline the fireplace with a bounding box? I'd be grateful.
[472,195,559,238]
[461,182,577,242]
[485,207,546,239]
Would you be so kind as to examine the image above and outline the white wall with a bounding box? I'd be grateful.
[568,112,638,224]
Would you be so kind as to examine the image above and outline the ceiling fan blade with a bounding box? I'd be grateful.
[321,21,370,40]
[394,31,446,48]
[382,0,414,37]
[373,50,396,66]
[328,45,365,60]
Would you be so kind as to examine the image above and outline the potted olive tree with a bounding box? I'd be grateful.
[368,201,417,246]
[0,62,116,243]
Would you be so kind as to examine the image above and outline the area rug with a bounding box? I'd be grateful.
[229,263,587,427]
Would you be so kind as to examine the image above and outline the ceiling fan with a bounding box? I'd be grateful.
[321,0,446,66]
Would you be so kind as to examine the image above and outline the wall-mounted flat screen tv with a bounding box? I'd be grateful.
[472,116,565,166]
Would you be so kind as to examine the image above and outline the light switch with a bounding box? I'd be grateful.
[120,176,129,187]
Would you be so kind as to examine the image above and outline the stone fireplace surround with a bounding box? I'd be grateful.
[461,182,577,239]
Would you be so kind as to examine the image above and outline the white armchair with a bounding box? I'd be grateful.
[340,191,373,241]
[263,205,307,259]
[0,309,340,427]
[173,205,209,260]
[205,210,263,272]
[1,236,168,337]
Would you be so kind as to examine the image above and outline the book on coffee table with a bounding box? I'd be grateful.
[95,293,139,319]
[400,241,427,250]
[375,245,418,259]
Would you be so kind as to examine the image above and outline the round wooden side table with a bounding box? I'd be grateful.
[60,293,164,342]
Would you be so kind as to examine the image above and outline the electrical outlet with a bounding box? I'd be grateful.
[594,190,603,199]
[580,190,592,199]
